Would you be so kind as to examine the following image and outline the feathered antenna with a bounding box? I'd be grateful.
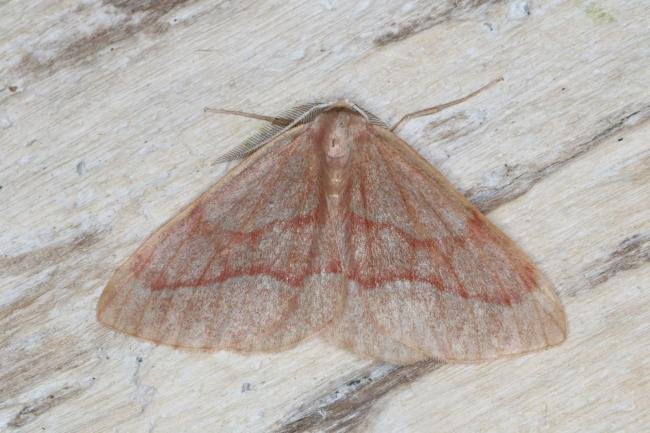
[206,103,322,162]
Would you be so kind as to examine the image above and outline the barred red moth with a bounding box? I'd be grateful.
[97,88,566,364]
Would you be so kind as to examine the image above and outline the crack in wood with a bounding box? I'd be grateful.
[0,342,92,403]
[273,361,442,433]
[423,111,486,144]
[569,233,650,297]
[0,231,101,276]
[373,0,503,47]
[0,230,103,325]
[132,353,157,415]
[467,103,650,213]
[7,380,95,429]
[13,0,203,77]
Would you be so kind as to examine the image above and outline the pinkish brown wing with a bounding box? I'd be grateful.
[322,282,430,364]
[97,126,345,352]
[326,125,567,363]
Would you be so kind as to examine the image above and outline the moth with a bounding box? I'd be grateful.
[97,80,567,364]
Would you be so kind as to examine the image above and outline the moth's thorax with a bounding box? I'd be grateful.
[312,109,368,198]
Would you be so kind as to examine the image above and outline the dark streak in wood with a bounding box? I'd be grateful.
[374,1,502,47]
[0,231,101,276]
[274,360,442,433]
[14,0,202,76]
[570,233,649,296]
[105,0,189,14]
[7,381,93,429]
[0,339,92,403]
[467,103,650,214]
[423,111,483,143]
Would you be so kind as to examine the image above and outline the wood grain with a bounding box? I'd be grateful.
[1,1,648,432]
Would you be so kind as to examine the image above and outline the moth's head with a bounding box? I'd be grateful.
[317,99,387,128]
[300,100,384,160]
[215,100,386,162]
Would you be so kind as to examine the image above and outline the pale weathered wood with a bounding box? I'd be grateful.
[1,1,648,432]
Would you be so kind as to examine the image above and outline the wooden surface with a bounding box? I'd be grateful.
[1,1,648,432]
